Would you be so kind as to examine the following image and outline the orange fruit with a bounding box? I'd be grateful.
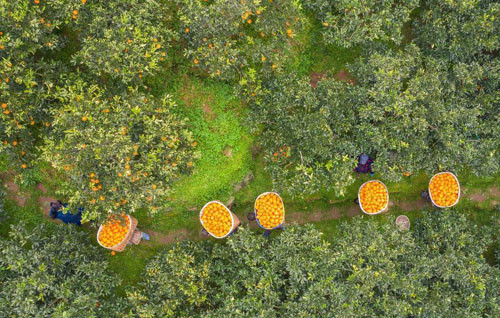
[255,193,284,229]
[98,214,130,247]
[200,202,233,237]
[429,173,459,207]
[359,181,388,214]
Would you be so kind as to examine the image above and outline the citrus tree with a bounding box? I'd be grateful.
[249,72,358,196]
[0,0,84,172]
[43,79,198,222]
[415,0,500,62]
[250,44,500,196]
[0,223,122,317]
[176,0,304,99]
[124,211,500,316]
[0,188,6,222]
[74,0,178,86]
[304,0,419,47]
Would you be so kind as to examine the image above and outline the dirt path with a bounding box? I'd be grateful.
[2,170,499,247]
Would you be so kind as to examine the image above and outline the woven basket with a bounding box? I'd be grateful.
[97,215,138,252]
[254,192,285,230]
[428,172,461,208]
[199,201,238,239]
[358,180,389,215]
[395,215,410,231]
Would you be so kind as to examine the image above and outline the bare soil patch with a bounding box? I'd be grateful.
[347,205,361,217]
[328,207,342,220]
[36,184,48,193]
[2,179,30,207]
[223,145,233,157]
[309,211,324,222]
[147,229,189,245]
[334,69,356,85]
[287,212,307,224]
[468,191,488,203]
[397,198,428,211]
[488,186,499,198]
[201,101,215,120]
[310,72,325,88]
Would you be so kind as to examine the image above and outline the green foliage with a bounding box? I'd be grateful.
[0,0,82,172]
[170,79,254,206]
[415,0,500,62]
[285,14,360,77]
[15,165,43,190]
[0,188,6,222]
[0,223,121,317]
[249,72,358,196]
[176,0,304,100]
[251,43,500,196]
[43,79,198,222]
[304,0,419,47]
[124,211,500,316]
[74,0,177,86]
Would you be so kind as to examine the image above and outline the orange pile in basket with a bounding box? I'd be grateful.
[255,193,284,229]
[98,214,130,247]
[429,173,459,207]
[201,202,233,237]
[359,181,388,214]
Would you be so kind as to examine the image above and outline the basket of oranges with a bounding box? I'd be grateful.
[428,172,460,208]
[358,180,389,215]
[254,192,285,230]
[97,214,137,252]
[200,201,238,238]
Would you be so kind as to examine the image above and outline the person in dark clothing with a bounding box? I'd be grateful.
[49,200,83,225]
[247,212,284,238]
[354,154,374,176]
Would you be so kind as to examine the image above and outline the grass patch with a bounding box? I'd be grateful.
[287,14,361,77]
[103,241,165,297]
[169,77,254,207]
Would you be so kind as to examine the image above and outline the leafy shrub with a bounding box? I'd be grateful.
[126,211,500,316]
[415,0,500,62]
[0,223,121,317]
[43,79,199,222]
[176,0,304,99]
[249,72,358,196]
[304,0,419,47]
[74,0,177,86]
[250,44,500,196]
[0,0,82,171]
[0,188,6,222]
[15,165,44,190]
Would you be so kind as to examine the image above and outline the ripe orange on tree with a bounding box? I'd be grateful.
[359,181,388,214]
[200,202,233,238]
[429,172,459,207]
[255,192,284,229]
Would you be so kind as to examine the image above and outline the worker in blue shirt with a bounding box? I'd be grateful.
[49,200,83,225]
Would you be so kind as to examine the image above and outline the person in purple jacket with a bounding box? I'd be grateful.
[354,153,374,176]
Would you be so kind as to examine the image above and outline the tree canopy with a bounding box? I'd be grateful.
[124,211,500,317]
[43,79,198,222]
[304,0,419,47]
[0,223,121,317]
